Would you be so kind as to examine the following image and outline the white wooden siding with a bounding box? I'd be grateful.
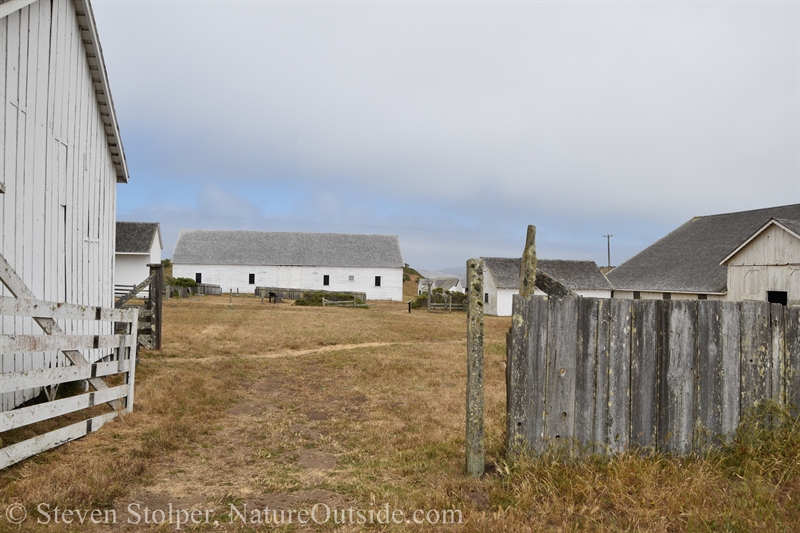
[725,224,800,302]
[1,0,118,411]
[173,264,404,301]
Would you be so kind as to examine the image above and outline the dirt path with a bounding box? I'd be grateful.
[167,339,464,363]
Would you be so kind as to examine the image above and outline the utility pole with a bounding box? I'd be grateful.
[603,234,613,268]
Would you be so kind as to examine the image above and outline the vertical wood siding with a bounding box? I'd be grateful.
[1,0,117,411]
[507,296,800,455]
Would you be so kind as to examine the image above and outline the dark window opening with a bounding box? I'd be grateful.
[633,291,641,300]
[768,291,788,306]
[698,294,707,300]
[663,292,671,300]
[375,276,381,287]
[323,275,330,286]
[484,293,489,304]
[249,273,255,285]
[195,273,202,284]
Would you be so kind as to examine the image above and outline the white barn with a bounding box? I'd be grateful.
[1,0,129,410]
[482,258,613,317]
[172,230,405,301]
[608,204,800,302]
[114,222,162,289]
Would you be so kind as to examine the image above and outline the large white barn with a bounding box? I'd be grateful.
[172,230,405,301]
[482,258,613,317]
[1,0,128,410]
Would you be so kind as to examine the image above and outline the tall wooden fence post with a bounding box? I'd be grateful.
[520,225,537,298]
[147,263,163,350]
[466,258,485,477]
[427,281,432,313]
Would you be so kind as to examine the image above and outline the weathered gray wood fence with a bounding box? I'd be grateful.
[115,264,163,350]
[507,296,800,455]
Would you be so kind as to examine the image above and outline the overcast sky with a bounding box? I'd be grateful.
[94,0,800,272]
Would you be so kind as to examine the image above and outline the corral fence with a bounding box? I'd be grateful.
[507,296,800,455]
[166,283,221,298]
[322,298,370,308]
[0,255,138,469]
[115,264,163,350]
[255,287,368,302]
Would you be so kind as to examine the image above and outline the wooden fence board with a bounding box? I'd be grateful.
[631,299,658,449]
[0,411,118,470]
[0,384,128,432]
[526,296,549,448]
[786,307,800,414]
[1,359,130,392]
[0,295,134,322]
[697,300,723,449]
[544,296,578,447]
[574,297,599,446]
[0,333,134,353]
[506,294,530,450]
[770,303,785,403]
[607,299,632,453]
[721,301,741,436]
[740,300,771,411]
[592,299,611,451]
[660,300,697,454]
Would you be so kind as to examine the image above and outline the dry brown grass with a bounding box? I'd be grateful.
[1,295,799,532]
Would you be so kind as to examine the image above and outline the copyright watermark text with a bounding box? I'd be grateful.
[3,502,463,529]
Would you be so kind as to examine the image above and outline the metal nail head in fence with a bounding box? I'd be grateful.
[466,258,485,477]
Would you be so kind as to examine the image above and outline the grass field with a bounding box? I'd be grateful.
[2,286,800,531]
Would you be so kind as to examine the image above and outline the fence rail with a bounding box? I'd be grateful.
[506,296,800,456]
[0,296,138,469]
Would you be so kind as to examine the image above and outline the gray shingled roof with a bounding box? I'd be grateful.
[482,257,613,291]
[172,230,404,268]
[607,204,800,294]
[116,222,160,254]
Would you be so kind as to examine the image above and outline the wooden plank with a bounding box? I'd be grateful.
[720,301,741,437]
[740,300,771,411]
[631,299,658,449]
[0,296,136,322]
[0,411,118,470]
[696,300,723,450]
[544,296,578,448]
[526,296,550,450]
[574,297,599,447]
[0,384,127,432]
[785,306,800,416]
[1,360,130,393]
[607,298,632,454]
[770,303,785,403]
[659,300,698,454]
[0,333,134,354]
[506,294,531,451]
[593,298,611,452]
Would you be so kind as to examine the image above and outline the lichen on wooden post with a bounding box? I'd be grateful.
[520,225,537,297]
[466,258,485,477]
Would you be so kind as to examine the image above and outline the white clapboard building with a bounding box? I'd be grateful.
[1,0,129,410]
[114,222,162,289]
[482,258,613,316]
[608,204,800,304]
[172,230,405,301]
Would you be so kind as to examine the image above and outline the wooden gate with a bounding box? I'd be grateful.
[0,256,138,469]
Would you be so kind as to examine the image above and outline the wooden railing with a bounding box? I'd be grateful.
[0,296,138,469]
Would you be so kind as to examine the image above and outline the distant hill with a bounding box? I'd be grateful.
[437,266,466,278]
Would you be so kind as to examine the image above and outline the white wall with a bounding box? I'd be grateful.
[173,263,404,301]
[1,1,119,410]
[115,254,150,287]
[613,290,725,301]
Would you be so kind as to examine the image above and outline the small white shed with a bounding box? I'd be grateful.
[114,222,162,290]
[482,258,613,317]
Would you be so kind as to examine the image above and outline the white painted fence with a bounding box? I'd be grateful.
[0,295,138,469]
